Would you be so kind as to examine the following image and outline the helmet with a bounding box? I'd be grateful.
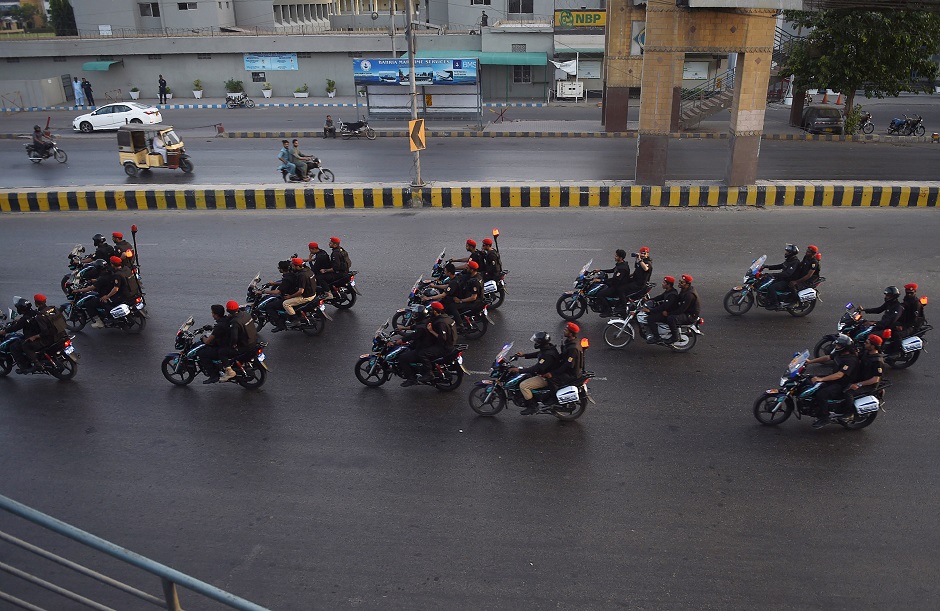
[830,333,854,354]
[884,286,900,298]
[530,331,551,349]
[33,125,41,131]
[14,297,32,314]
[784,244,799,257]
[92,233,107,246]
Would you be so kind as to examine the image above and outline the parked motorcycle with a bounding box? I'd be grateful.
[556,259,652,321]
[857,111,875,135]
[25,140,67,164]
[813,302,932,369]
[354,319,467,391]
[391,276,492,339]
[339,119,376,140]
[723,255,823,317]
[887,114,925,136]
[280,156,335,183]
[468,341,595,421]
[161,316,268,388]
[226,93,255,109]
[244,273,331,335]
[603,300,703,353]
[753,350,890,430]
[0,307,79,380]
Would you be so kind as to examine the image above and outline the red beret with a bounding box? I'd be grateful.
[663,276,676,284]
[482,238,493,246]
[225,300,240,312]
[466,239,477,247]
[33,294,46,303]
[639,246,650,253]
[467,261,479,270]
[291,257,304,266]
[112,232,123,239]
[565,322,580,334]
[681,274,693,283]
[905,283,918,291]
[308,242,318,249]
[806,245,818,253]
[109,256,123,265]
[330,236,340,244]
[429,301,444,311]
[867,334,883,346]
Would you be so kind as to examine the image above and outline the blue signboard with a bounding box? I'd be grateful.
[353,58,478,86]
[244,52,299,71]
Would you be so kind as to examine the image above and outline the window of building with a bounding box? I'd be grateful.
[511,43,526,52]
[471,0,491,5]
[177,2,198,10]
[508,0,532,12]
[54,56,67,62]
[139,2,160,16]
[513,65,531,83]
[197,53,212,59]
[148,54,163,59]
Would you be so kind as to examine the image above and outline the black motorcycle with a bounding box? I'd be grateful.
[161,316,268,389]
[887,114,925,136]
[391,276,491,339]
[226,92,255,109]
[279,156,335,183]
[339,119,376,140]
[723,255,823,317]
[354,319,468,391]
[468,341,595,421]
[62,293,146,334]
[556,259,652,321]
[753,350,889,430]
[813,302,932,369]
[25,139,67,164]
[0,308,79,380]
[244,274,330,335]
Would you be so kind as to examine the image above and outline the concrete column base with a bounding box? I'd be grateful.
[604,87,630,132]
[635,135,669,186]
[726,133,761,186]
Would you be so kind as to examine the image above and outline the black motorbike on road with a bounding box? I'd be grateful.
[0,307,79,380]
[556,259,650,321]
[391,275,492,339]
[339,119,376,140]
[25,139,67,164]
[354,320,468,391]
[161,316,268,389]
[279,156,335,183]
[813,302,931,370]
[468,342,595,421]
[244,274,330,335]
[753,350,890,430]
[723,255,823,317]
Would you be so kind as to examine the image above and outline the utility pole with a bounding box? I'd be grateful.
[389,1,395,58]
[405,0,422,186]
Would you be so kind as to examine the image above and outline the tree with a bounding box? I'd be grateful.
[49,0,77,36]
[782,9,940,113]
[11,3,41,28]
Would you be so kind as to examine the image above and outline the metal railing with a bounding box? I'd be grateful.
[772,27,803,69]
[0,494,270,611]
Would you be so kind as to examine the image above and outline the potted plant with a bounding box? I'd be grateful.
[326,79,336,98]
[129,86,140,100]
[164,86,173,101]
[294,83,310,99]
[224,78,244,100]
[192,79,203,99]
[262,82,273,98]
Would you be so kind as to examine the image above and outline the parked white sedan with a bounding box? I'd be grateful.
[73,102,163,133]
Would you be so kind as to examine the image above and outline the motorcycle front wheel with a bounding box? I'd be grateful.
[238,362,266,389]
[552,396,587,421]
[161,355,195,386]
[813,337,834,359]
[787,299,816,317]
[468,384,506,416]
[723,289,754,315]
[365,127,377,140]
[556,294,586,321]
[862,122,875,135]
[355,355,388,387]
[0,356,14,377]
[886,349,919,369]
[54,149,68,163]
[603,321,634,349]
[753,393,793,426]
[245,99,255,109]
[50,355,78,381]
[914,125,926,137]
[318,169,335,183]
[390,311,410,330]
[433,366,464,392]
[62,303,86,332]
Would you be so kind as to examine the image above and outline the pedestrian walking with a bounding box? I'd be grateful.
[81,78,95,107]
[158,74,168,104]
[71,77,85,106]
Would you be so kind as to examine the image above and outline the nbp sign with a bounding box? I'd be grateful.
[554,10,606,28]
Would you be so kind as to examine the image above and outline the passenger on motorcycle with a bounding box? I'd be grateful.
[547,322,584,388]
[508,331,560,414]
[199,304,234,384]
[112,232,135,267]
[480,238,502,281]
[454,261,485,325]
[0,297,42,373]
[643,276,679,343]
[422,263,463,322]
[764,244,801,308]
[592,249,631,316]
[860,286,904,347]
[282,257,317,328]
[789,245,821,300]
[32,125,53,157]
[73,256,126,328]
[277,140,303,181]
[847,335,884,398]
[450,239,486,271]
[622,247,653,297]
[227,300,259,382]
[808,334,859,428]
[400,302,452,386]
[306,242,331,287]
[656,274,699,344]
[264,260,298,332]
[899,283,926,333]
[318,237,350,296]
[81,233,115,266]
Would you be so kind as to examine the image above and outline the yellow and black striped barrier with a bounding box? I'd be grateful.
[1,184,938,212]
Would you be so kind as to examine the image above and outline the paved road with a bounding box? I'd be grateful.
[5,136,940,188]
[1,209,938,609]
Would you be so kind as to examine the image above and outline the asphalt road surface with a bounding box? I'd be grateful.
[5,136,940,188]
[1,208,939,609]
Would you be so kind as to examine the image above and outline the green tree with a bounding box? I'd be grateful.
[783,9,940,113]
[49,0,77,36]
[5,4,40,28]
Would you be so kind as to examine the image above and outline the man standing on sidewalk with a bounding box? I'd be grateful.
[158,74,168,104]
[71,77,85,106]
[81,78,95,107]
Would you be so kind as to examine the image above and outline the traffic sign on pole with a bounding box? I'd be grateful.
[409,118,426,152]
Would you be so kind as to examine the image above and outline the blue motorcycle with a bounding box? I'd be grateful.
[723,254,823,317]
[354,319,467,391]
[160,316,268,389]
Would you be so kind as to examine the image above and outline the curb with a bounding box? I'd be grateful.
[0,102,548,113]
[2,184,938,212]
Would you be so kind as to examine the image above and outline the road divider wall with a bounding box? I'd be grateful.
[2,184,938,212]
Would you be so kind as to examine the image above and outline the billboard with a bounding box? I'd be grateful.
[554,10,606,29]
[244,53,298,71]
[353,58,478,86]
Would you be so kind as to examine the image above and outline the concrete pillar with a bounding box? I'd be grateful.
[603,0,642,134]
[604,87,630,131]
[636,49,682,185]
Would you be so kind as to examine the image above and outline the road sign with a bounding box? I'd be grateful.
[409,118,426,152]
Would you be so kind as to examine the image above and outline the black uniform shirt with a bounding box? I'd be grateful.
[856,352,884,384]
[865,299,903,328]
[831,353,859,387]
[674,287,700,317]
[310,250,331,275]
[461,275,484,302]
[650,288,678,313]
[766,255,800,280]
[520,345,560,375]
[600,261,631,288]
[632,257,653,285]
[208,316,232,348]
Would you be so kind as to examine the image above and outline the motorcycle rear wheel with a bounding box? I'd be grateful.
[468,385,506,416]
[722,289,754,315]
[54,149,68,163]
[161,355,195,386]
[237,363,266,389]
[301,315,325,336]
[603,321,634,349]
[29,154,42,164]
[886,349,919,369]
[433,366,464,392]
[461,317,487,340]
[355,355,388,387]
[668,331,697,353]
[552,396,587,421]
[227,100,238,109]
[556,294,586,321]
[50,355,78,381]
[318,169,335,183]
[841,411,878,430]
[753,393,793,426]
[333,287,356,309]
[341,130,352,140]
[787,299,816,317]
[123,312,146,334]
[862,122,875,135]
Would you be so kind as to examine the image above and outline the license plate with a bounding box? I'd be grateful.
[257,352,266,362]
[64,345,75,355]
[457,355,463,364]
[350,280,356,287]
[319,304,326,311]
[823,127,833,133]
[136,302,145,310]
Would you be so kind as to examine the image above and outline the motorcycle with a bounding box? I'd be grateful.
[0,306,79,380]
[25,139,67,164]
[290,254,358,309]
[813,302,932,369]
[244,273,331,335]
[391,275,492,339]
[279,156,335,183]
[887,114,925,136]
[354,319,468,391]
[339,119,376,140]
[723,254,823,317]
[226,92,255,109]
[556,259,652,321]
[753,350,890,430]
[61,293,146,334]
[603,300,703,353]
[468,341,595,421]
[161,317,268,388]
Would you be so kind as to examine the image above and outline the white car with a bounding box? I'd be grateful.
[73,102,163,133]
